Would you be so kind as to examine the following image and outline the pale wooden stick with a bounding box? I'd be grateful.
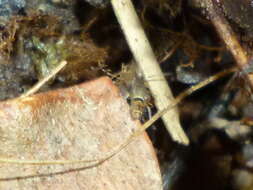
[20,61,67,98]
[111,0,189,145]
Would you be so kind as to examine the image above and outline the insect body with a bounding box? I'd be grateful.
[115,62,152,121]
[129,76,152,120]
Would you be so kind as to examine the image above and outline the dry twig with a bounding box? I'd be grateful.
[20,60,67,98]
[111,0,189,145]
[196,0,253,88]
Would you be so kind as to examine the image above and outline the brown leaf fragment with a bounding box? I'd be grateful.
[0,77,162,190]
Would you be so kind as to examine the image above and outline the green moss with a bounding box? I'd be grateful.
[30,36,68,79]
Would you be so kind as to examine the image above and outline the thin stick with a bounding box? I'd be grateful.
[159,40,182,63]
[141,67,237,130]
[20,61,67,98]
[0,67,236,165]
[198,0,253,88]
[111,0,189,145]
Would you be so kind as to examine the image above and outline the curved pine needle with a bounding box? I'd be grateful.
[0,67,236,165]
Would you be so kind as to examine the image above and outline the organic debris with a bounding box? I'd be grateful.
[0,11,109,100]
[1,0,253,189]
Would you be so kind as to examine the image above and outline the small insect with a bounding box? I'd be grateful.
[119,63,152,121]
[102,62,153,121]
[128,76,152,121]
